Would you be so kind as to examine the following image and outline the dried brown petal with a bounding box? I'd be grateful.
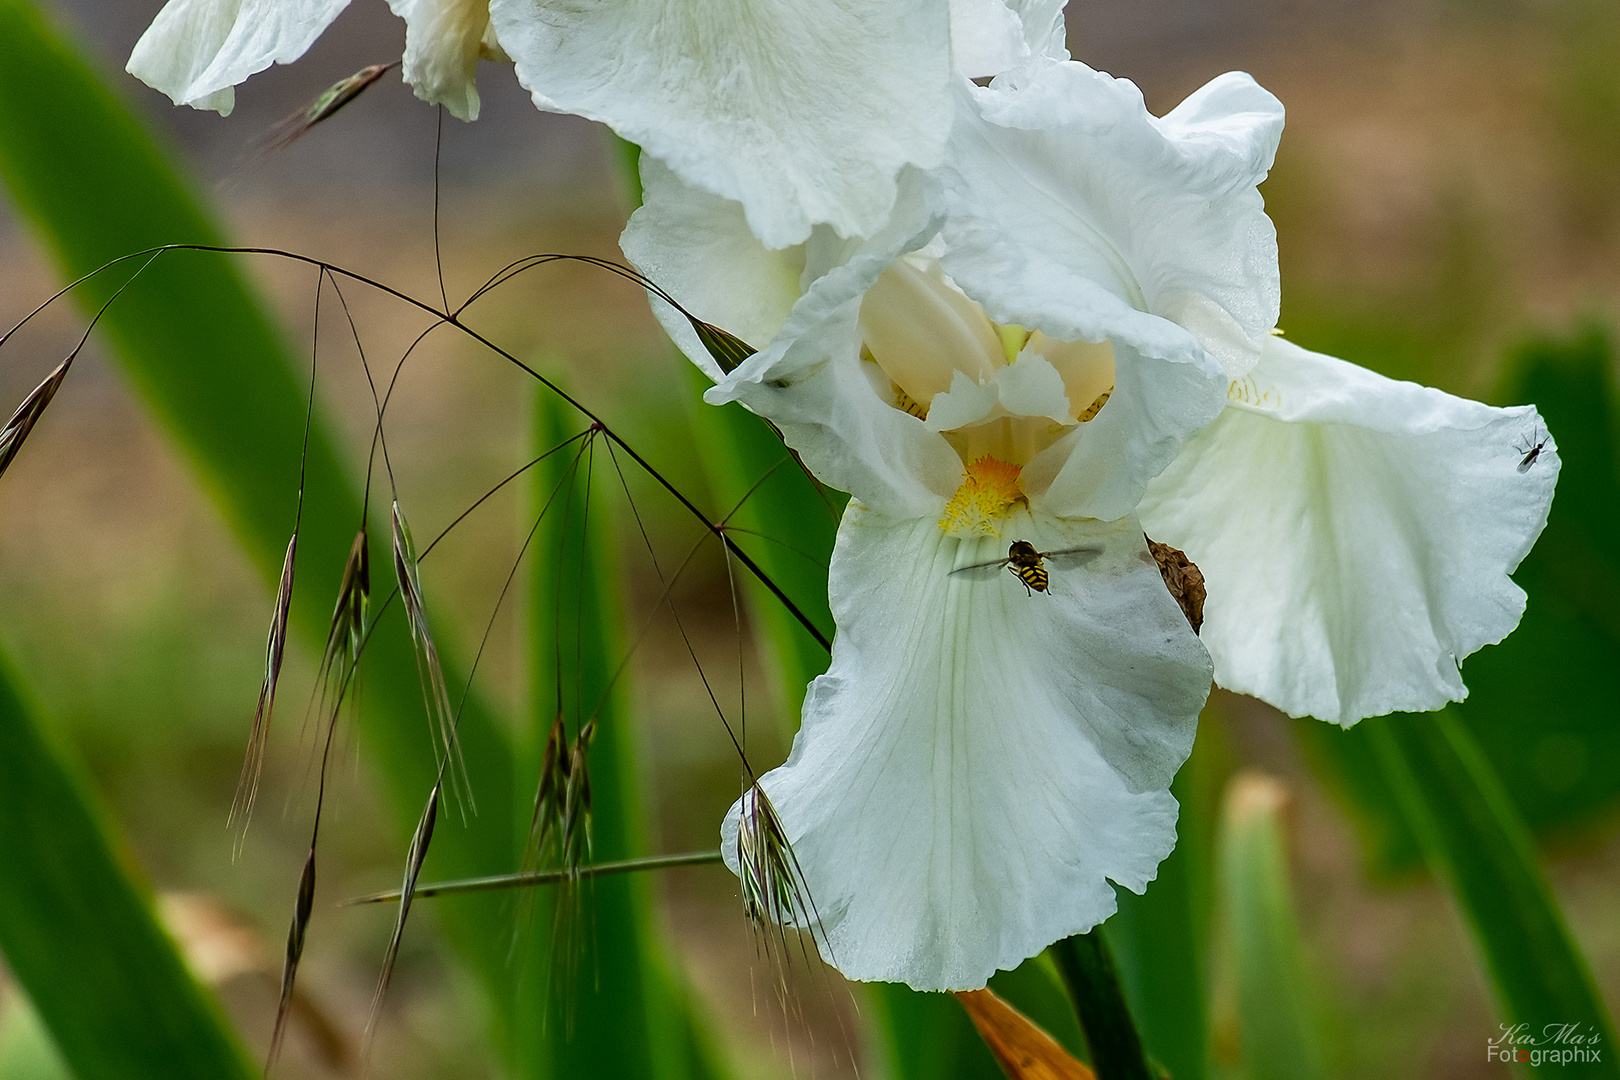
[954,987,1095,1080]
[1146,536,1206,634]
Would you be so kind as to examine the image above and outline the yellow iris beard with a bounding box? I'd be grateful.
[939,456,1025,537]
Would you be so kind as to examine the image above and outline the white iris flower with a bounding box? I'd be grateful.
[626,55,1559,992]
[126,0,1065,247]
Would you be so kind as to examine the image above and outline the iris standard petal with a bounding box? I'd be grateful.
[939,60,1283,378]
[493,0,953,249]
[1137,336,1559,725]
[722,504,1211,990]
[127,0,351,115]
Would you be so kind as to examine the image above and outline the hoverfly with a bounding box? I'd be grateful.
[949,540,1103,596]
[1514,427,1550,473]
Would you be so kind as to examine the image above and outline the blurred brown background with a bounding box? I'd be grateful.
[1,1,1617,1077]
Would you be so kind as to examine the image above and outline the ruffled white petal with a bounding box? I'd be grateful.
[386,0,491,121]
[127,0,351,115]
[493,0,953,248]
[938,60,1283,378]
[1137,336,1559,725]
[948,0,1068,78]
[723,504,1211,990]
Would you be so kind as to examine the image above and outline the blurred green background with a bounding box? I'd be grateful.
[0,1,1617,1078]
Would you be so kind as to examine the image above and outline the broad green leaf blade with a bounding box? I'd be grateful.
[1052,932,1154,1080]
[1459,329,1620,834]
[520,391,715,1080]
[0,651,256,1080]
[681,364,842,717]
[1302,329,1620,872]
[0,0,521,1049]
[1103,708,1230,1080]
[1367,713,1619,1077]
[1215,772,1325,1080]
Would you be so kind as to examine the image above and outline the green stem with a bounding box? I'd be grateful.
[1053,931,1156,1080]
[346,850,724,904]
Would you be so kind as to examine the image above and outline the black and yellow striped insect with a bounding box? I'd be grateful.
[950,540,1102,596]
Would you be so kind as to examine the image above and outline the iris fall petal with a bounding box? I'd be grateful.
[722,505,1210,990]
[1137,336,1559,725]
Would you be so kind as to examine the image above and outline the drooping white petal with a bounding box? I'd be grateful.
[621,157,807,383]
[723,504,1211,990]
[625,160,963,516]
[1137,336,1559,726]
[386,0,491,121]
[493,0,953,248]
[127,0,351,115]
[938,60,1283,378]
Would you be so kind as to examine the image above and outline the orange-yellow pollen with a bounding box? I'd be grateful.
[939,456,1025,537]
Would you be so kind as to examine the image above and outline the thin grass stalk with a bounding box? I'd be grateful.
[0,241,831,653]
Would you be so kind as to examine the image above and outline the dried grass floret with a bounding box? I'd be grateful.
[250,63,397,161]
[0,357,70,480]
[267,848,318,1072]
[229,533,297,845]
[366,781,439,1044]
[391,501,471,809]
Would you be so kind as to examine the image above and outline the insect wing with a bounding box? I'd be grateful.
[1039,545,1104,569]
[949,556,1012,580]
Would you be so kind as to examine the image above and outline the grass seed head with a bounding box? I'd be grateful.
[230,533,297,845]
[391,501,472,811]
[253,62,397,158]
[692,320,757,375]
[0,357,71,481]
[367,782,440,1045]
[267,848,318,1072]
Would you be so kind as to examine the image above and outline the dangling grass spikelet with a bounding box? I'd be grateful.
[736,780,829,970]
[318,528,370,703]
[691,321,756,375]
[519,714,597,1012]
[391,501,471,811]
[230,533,297,846]
[0,357,70,480]
[254,62,397,157]
[267,848,318,1072]
[367,781,439,1044]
